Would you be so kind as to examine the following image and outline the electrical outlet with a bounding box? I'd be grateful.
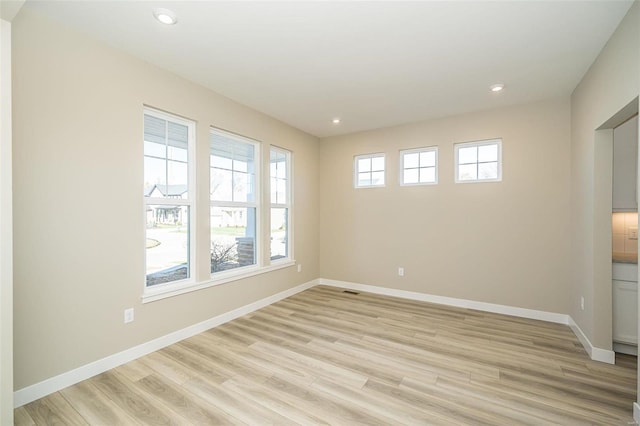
[297,264,302,273]
[580,297,584,311]
[124,308,134,324]
[398,267,404,277]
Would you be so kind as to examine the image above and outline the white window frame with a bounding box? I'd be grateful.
[270,146,293,264]
[209,127,262,280]
[400,146,438,186]
[354,153,386,188]
[143,107,197,297]
[454,138,502,183]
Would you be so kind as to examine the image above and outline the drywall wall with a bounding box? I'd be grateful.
[12,8,319,389]
[319,98,571,315]
[570,2,639,351]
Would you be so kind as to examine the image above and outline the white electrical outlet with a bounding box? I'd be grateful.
[580,297,584,311]
[124,308,134,324]
[297,264,302,273]
[398,267,404,277]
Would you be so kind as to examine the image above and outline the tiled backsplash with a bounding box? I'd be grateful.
[612,212,638,255]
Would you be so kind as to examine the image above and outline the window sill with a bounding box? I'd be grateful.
[142,260,296,304]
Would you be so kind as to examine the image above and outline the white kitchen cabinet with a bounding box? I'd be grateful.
[612,262,638,354]
[613,279,637,345]
[612,115,639,211]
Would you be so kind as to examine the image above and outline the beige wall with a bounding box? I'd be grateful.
[12,9,319,390]
[319,98,572,314]
[570,2,639,351]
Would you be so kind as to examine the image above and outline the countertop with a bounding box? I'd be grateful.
[613,252,638,264]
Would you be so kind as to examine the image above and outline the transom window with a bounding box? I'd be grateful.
[400,147,438,185]
[455,139,502,183]
[354,153,385,188]
[143,108,195,288]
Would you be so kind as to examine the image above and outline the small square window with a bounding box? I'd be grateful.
[354,153,385,188]
[455,139,502,183]
[400,147,438,186]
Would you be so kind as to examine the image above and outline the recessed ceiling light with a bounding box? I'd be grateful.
[153,8,177,25]
[490,83,505,92]
[332,118,341,124]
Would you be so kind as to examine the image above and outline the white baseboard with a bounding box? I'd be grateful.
[318,278,616,365]
[634,402,640,424]
[13,279,318,408]
[318,278,569,324]
[567,317,615,364]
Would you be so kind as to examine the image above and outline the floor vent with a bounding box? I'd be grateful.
[343,290,360,295]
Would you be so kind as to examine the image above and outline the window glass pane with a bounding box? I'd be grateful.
[168,160,188,192]
[271,207,288,260]
[167,122,189,150]
[277,162,287,179]
[404,153,419,169]
[211,206,256,272]
[210,132,256,202]
[420,167,436,183]
[143,114,167,145]
[144,140,165,158]
[478,162,498,179]
[404,168,419,184]
[478,144,498,162]
[233,159,248,173]
[371,156,385,171]
[270,177,277,204]
[358,172,371,186]
[144,156,166,189]
[276,179,287,204]
[458,146,477,164]
[211,169,233,201]
[458,164,477,181]
[211,155,232,170]
[358,158,371,173]
[232,171,250,202]
[167,146,187,162]
[420,151,436,167]
[146,205,190,286]
[371,171,385,185]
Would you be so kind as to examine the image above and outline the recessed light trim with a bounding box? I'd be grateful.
[332,118,341,124]
[153,8,177,25]
[490,83,505,92]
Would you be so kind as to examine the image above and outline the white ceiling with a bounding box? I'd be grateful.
[22,0,634,138]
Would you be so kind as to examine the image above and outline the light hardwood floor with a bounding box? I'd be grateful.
[15,285,638,425]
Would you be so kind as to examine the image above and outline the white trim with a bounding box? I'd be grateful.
[318,278,616,364]
[568,316,616,364]
[318,278,568,324]
[14,279,317,408]
[634,402,640,424]
[0,18,13,425]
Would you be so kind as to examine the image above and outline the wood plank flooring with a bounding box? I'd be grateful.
[15,285,638,425]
